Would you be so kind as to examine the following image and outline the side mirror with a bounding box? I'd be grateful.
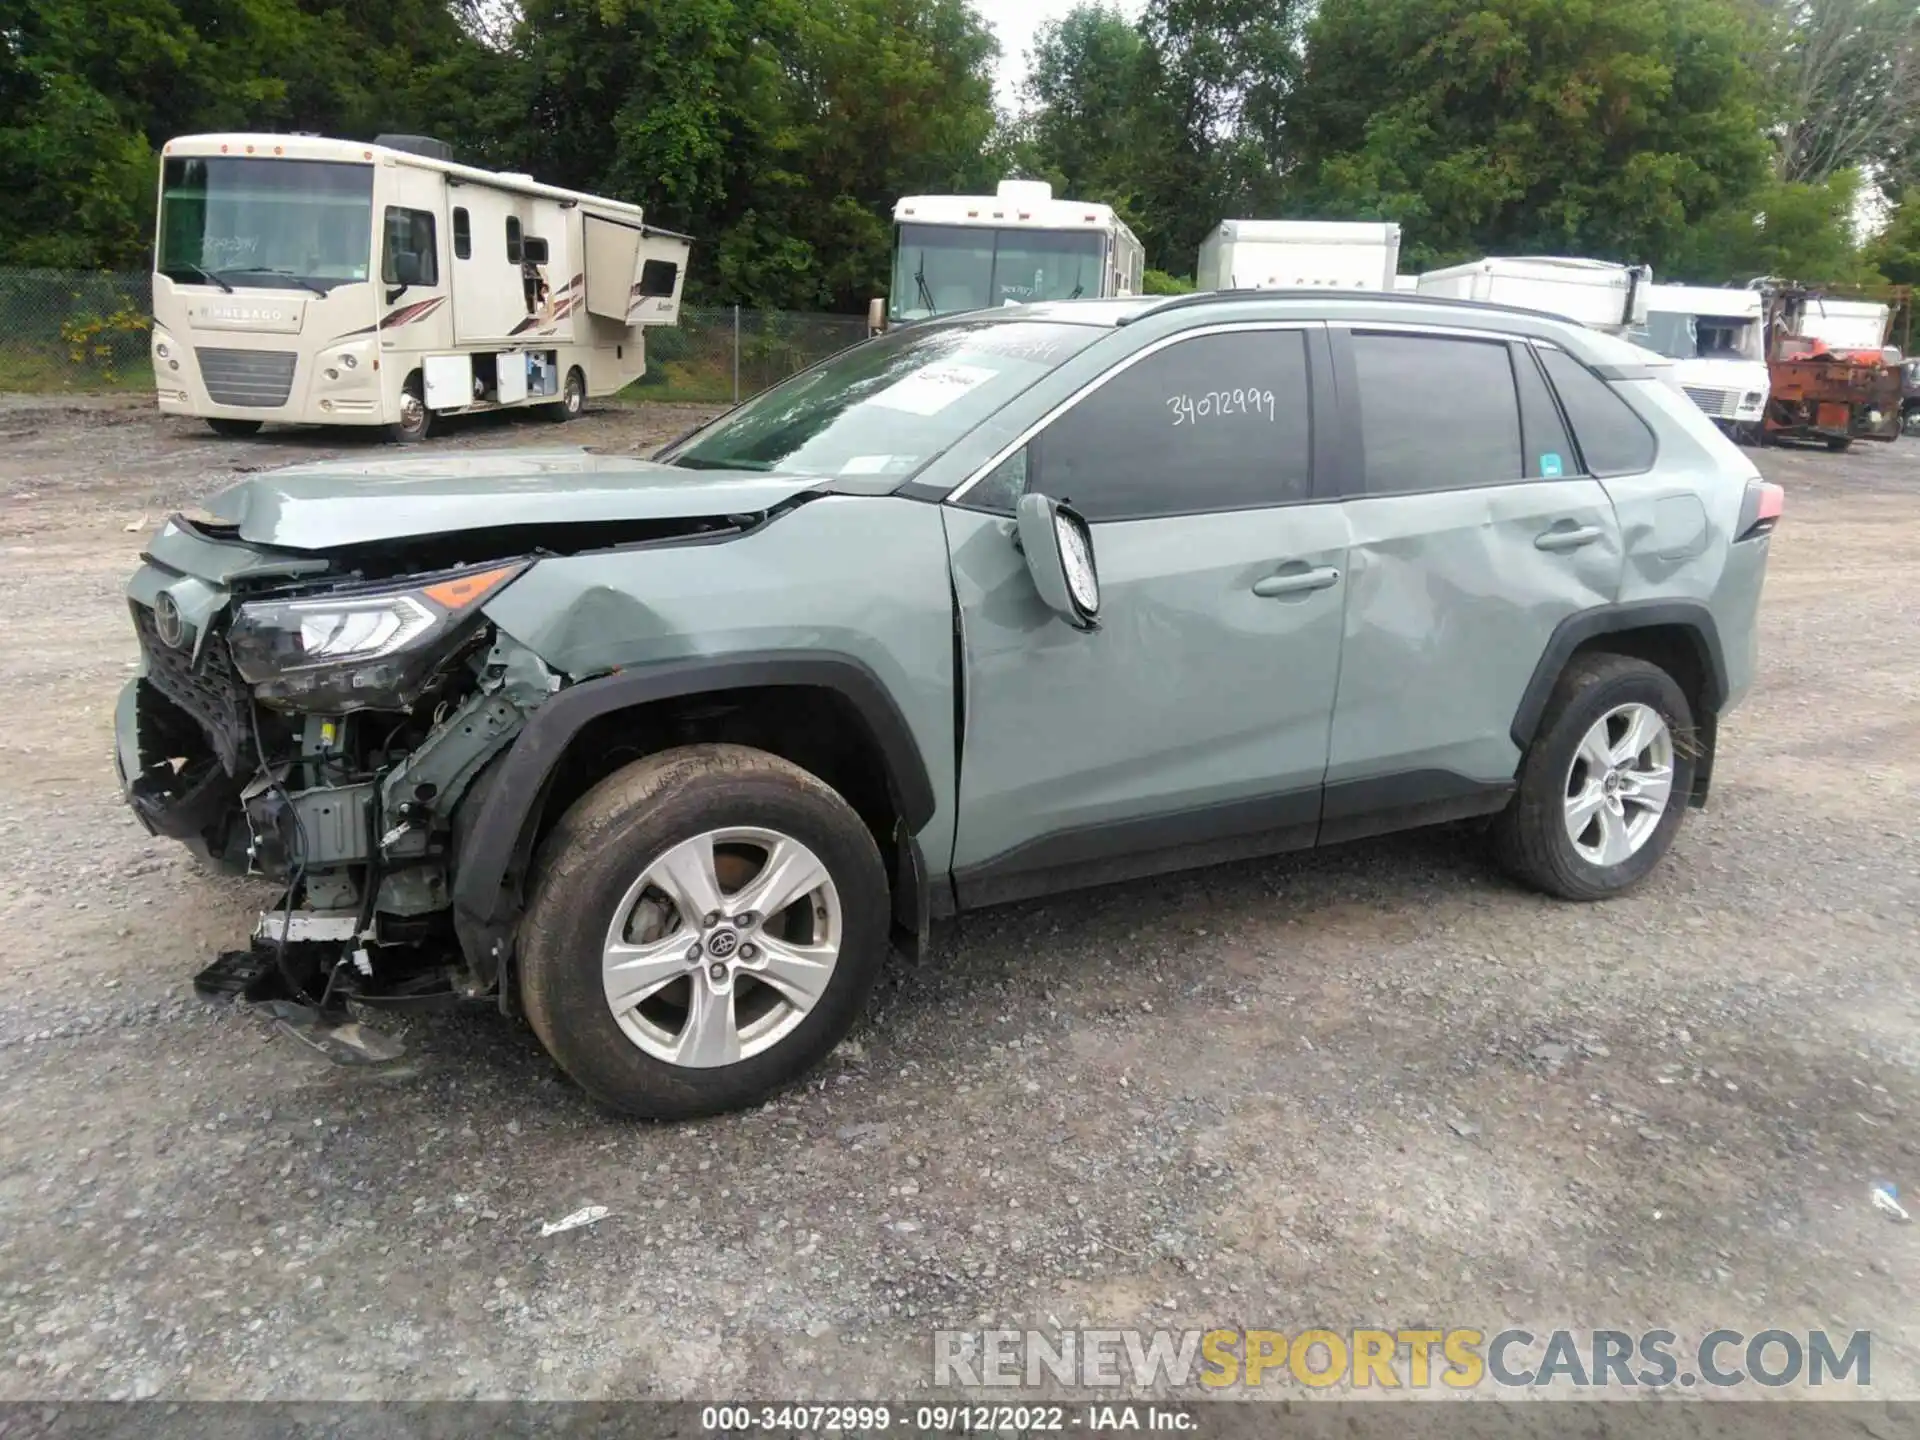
[1016,492,1099,630]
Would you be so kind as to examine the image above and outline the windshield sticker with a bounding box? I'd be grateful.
[1541,452,1565,477]
[870,363,999,416]
[840,455,896,474]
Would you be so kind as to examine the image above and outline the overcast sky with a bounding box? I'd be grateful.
[975,0,1144,109]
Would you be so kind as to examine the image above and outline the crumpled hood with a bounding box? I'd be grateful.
[203,448,824,551]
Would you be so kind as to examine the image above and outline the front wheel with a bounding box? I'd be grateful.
[1826,435,1854,453]
[517,744,890,1119]
[205,418,263,439]
[1492,654,1695,901]
[384,376,432,444]
[541,366,586,422]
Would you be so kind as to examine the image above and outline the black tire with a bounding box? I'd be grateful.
[541,366,586,422]
[205,418,262,438]
[518,743,889,1119]
[384,374,432,444]
[1492,653,1696,901]
[1826,435,1853,453]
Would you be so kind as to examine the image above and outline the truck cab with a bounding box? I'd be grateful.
[1631,284,1770,441]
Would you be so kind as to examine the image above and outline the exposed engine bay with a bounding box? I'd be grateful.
[117,507,754,1044]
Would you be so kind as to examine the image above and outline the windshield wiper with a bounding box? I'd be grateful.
[176,263,234,294]
[220,267,328,296]
[915,255,937,315]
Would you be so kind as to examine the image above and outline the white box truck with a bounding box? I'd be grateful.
[1792,297,1893,353]
[151,133,691,442]
[1415,256,1652,335]
[1629,283,1770,438]
[1194,220,1402,292]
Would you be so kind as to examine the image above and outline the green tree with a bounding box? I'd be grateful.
[1285,0,1773,272]
[504,0,999,309]
[1,0,492,270]
[1679,170,1881,284]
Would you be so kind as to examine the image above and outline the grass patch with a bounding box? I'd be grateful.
[0,344,154,395]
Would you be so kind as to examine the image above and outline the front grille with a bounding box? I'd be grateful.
[132,603,253,774]
[195,347,297,408]
[1681,385,1739,418]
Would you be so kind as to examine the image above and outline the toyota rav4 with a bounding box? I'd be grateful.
[115,291,1782,1118]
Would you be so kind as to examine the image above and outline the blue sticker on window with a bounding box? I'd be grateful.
[1541,452,1564,477]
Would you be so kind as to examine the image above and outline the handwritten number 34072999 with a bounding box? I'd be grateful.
[1167,389,1277,426]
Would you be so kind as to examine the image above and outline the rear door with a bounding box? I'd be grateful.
[1321,325,1624,839]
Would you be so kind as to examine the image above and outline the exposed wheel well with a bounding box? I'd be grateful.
[533,683,902,877]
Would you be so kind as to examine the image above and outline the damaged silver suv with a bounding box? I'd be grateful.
[116,292,1779,1118]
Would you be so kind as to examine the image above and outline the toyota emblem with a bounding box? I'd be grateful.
[153,591,187,649]
[706,929,740,959]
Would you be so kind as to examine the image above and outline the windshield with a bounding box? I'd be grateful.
[661,319,1105,479]
[889,224,1106,321]
[158,157,374,292]
[1633,310,1762,362]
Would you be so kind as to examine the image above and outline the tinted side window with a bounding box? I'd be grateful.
[381,207,438,285]
[1029,330,1313,521]
[1512,343,1576,479]
[452,207,471,260]
[1537,346,1657,476]
[1350,332,1520,493]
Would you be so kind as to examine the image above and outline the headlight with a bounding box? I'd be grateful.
[227,563,525,711]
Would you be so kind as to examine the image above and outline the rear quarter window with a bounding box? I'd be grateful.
[1538,346,1658,476]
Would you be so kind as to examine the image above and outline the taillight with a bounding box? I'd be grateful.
[1736,479,1783,541]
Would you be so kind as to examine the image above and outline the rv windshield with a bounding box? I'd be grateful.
[660,318,1103,479]
[158,157,374,292]
[889,224,1105,321]
[1634,311,1763,362]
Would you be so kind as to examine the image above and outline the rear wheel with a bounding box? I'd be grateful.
[1493,654,1695,901]
[1826,435,1854,453]
[205,418,262,439]
[384,374,432,444]
[541,366,586,422]
[518,743,889,1119]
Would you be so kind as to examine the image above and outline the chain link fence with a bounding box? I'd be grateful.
[0,269,871,402]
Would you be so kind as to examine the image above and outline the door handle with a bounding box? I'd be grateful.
[1252,566,1341,598]
[1535,524,1604,552]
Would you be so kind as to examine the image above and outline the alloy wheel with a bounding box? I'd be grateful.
[1563,702,1675,866]
[599,827,841,1068]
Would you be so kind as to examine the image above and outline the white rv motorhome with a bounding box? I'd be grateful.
[1195,220,1402,291]
[884,180,1144,324]
[1629,284,1769,436]
[1415,256,1653,334]
[151,133,690,441]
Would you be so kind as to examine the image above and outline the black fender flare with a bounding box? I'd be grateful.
[450,651,937,986]
[1510,601,1728,751]
[1509,601,1728,808]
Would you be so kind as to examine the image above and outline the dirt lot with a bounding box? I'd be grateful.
[0,396,1916,1404]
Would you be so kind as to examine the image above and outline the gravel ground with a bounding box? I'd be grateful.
[0,397,1916,1404]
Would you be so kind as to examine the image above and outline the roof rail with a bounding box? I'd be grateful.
[1115,286,1596,329]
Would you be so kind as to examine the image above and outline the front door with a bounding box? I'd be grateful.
[944,323,1351,907]
[1319,326,1624,839]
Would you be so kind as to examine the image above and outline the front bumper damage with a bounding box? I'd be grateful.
[116,568,564,1052]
